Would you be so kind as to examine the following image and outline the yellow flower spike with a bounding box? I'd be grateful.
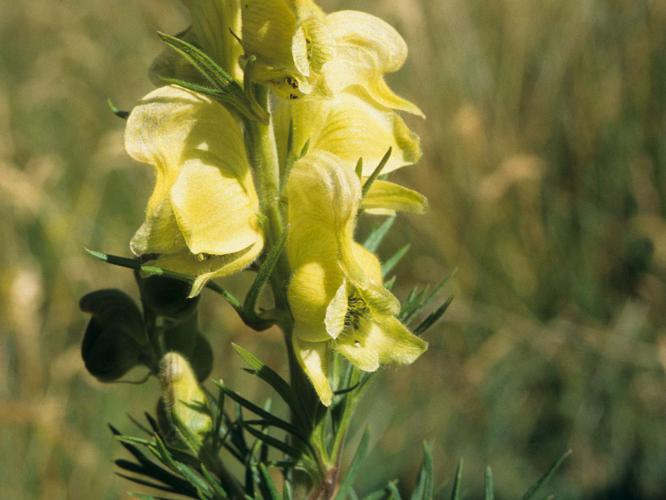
[286,152,427,406]
[150,0,244,84]
[241,0,334,98]
[159,352,212,445]
[125,85,264,296]
[321,10,424,116]
[275,89,421,176]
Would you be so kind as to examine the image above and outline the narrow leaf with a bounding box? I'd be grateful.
[107,98,129,119]
[364,217,396,252]
[243,231,287,330]
[231,345,307,426]
[414,296,453,336]
[410,442,433,500]
[362,148,393,197]
[258,464,280,500]
[484,467,494,500]
[382,244,411,277]
[243,425,301,459]
[520,449,572,500]
[335,430,371,500]
[450,460,463,500]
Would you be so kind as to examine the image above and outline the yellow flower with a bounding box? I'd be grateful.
[151,0,243,84]
[241,1,422,115]
[286,152,428,406]
[275,87,428,215]
[125,85,264,296]
[275,88,421,176]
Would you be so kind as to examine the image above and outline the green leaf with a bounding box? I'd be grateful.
[110,425,197,496]
[106,98,129,119]
[231,344,308,427]
[414,296,453,336]
[449,460,463,500]
[156,32,264,122]
[362,148,393,197]
[484,467,494,500]
[382,244,411,277]
[243,425,302,459]
[258,464,280,500]
[520,449,572,500]
[335,430,370,500]
[410,442,433,500]
[283,480,293,500]
[115,471,180,495]
[216,386,306,443]
[387,481,402,499]
[243,231,288,330]
[364,217,396,252]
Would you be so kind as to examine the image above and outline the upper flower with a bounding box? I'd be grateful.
[151,0,244,84]
[125,85,264,296]
[286,151,428,405]
[241,1,422,115]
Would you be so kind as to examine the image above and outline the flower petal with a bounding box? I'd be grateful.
[335,316,427,372]
[277,90,421,175]
[170,160,262,256]
[286,151,361,268]
[144,239,263,298]
[362,180,428,214]
[322,10,423,116]
[325,279,348,339]
[292,336,333,406]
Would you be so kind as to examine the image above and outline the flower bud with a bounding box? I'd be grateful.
[79,290,147,382]
[159,352,212,447]
[136,273,200,320]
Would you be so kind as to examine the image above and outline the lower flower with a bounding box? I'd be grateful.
[286,151,427,406]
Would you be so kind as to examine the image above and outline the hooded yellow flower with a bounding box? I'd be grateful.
[151,0,243,84]
[125,85,264,296]
[274,87,428,215]
[241,1,422,115]
[275,88,421,176]
[286,151,428,406]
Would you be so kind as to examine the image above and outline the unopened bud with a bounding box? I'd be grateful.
[159,352,212,447]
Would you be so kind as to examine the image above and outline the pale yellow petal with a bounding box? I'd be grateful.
[130,197,187,256]
[322,10,423,116]
[241,0,333,97]
[280,90,421,176]
[335,316,427,372]
[144,239,263,297]
[289,260,341,343]
[286,151,361,268]
[325,279,348,339]
[170,160,262,256]
[292,336,333,406]
[362,180,428,214]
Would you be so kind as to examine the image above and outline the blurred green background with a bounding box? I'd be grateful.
[2,0,666,498]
